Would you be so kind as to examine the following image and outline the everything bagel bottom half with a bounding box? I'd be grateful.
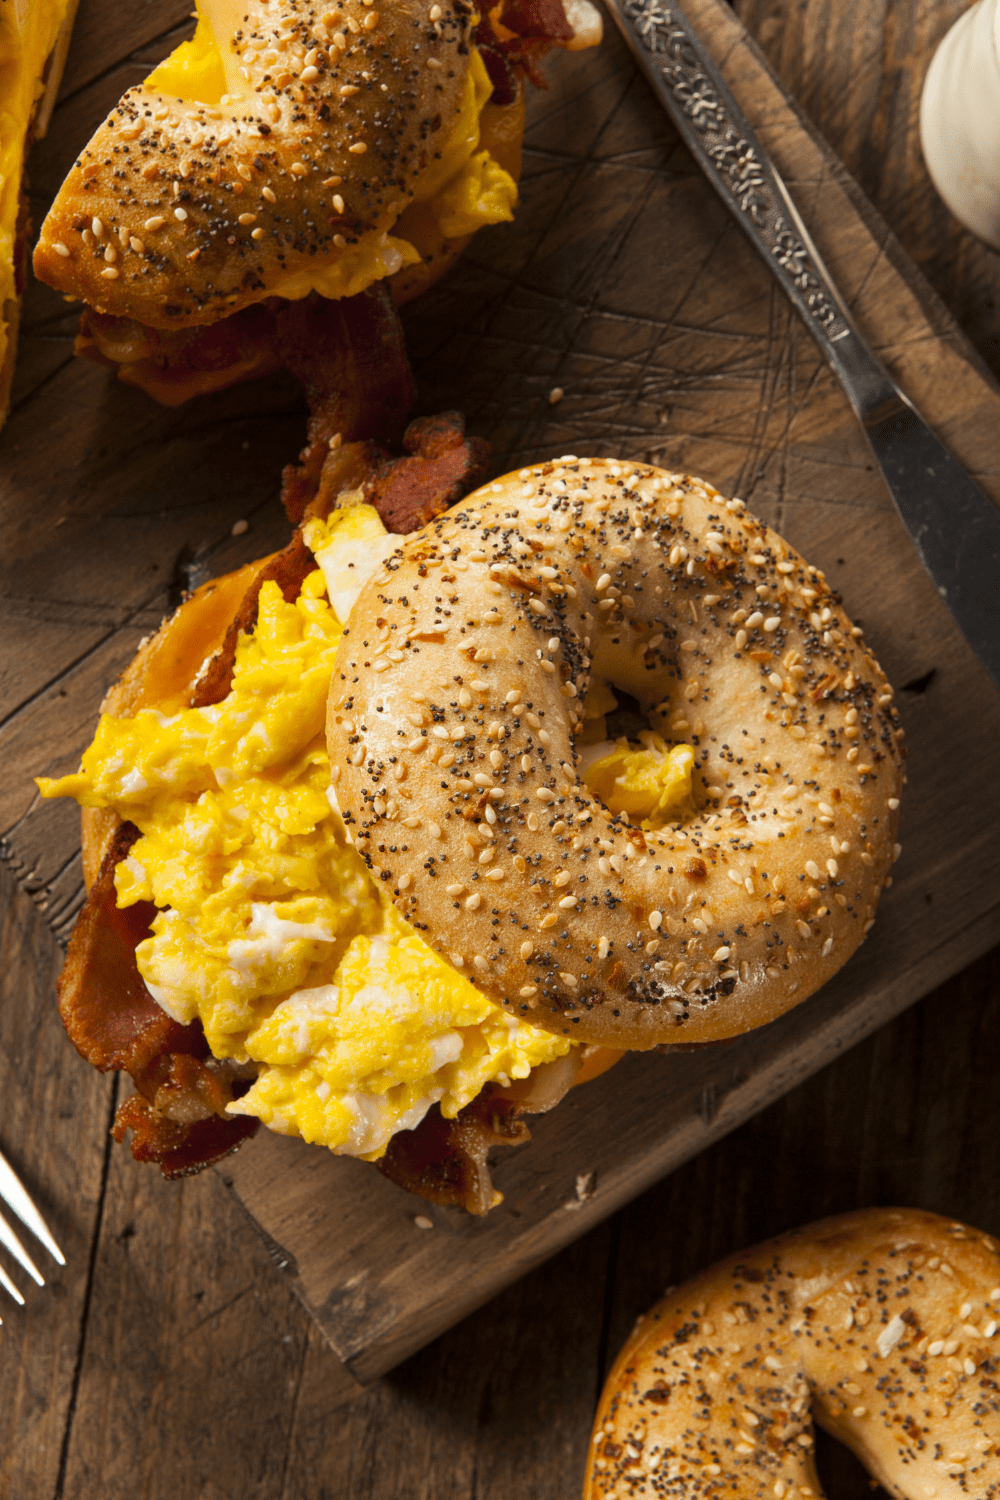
[330,457,905,1050]
[585,1207,1000,1499]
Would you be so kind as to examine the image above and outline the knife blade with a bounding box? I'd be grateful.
[601,0,1000,686]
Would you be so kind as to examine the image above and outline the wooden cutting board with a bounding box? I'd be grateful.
[3,0,997,1389]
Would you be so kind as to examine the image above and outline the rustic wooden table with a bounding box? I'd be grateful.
[2,2,998,1496]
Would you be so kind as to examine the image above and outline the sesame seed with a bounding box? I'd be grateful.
[465,893,481,910]
[301,64,319,79]
[129,236,144,253]
[473,955,489,973]
[144,216,165,231]
[428,822,442,839]
[598,937,609,958]
[238,212,257,225]
[91,217,103,238]
[535,788,555,802]
[231,518,249,537]
[712,946,730,962]
[262,186,277,203]
[53,242,71,257]
[100,267,119,279]
[519,985,537,998]
[174,207,188,221]
[539,913,558,929]
[348,142,367,154]
[649,910,663,930]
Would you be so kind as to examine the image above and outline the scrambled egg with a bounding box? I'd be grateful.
[39,505,570,1159]
[583,734,695,830]
[0,0,73,418]
[146,8,518,304]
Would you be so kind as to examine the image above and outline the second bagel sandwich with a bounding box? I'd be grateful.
[32,0,600,405]
[38,459,904,1211]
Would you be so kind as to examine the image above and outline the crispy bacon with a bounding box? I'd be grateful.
[60,822,257,1178]
[190,528,315,708]
[473,0,576,104]
[362,411,491,533]
[378,1054,581,1213]
[278,286,415,524]
[77,302,284,407]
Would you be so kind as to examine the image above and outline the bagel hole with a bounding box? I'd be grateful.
[578,687,700,831]
[603,687,650,743]
[813,1423,891,1497]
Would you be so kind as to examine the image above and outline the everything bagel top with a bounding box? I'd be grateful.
[33,0,496,327]
[328,459,905,1049]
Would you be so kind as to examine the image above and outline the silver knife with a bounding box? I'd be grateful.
[602,0,1000,686]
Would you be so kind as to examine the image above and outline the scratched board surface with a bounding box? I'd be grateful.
[2,0,997,1385]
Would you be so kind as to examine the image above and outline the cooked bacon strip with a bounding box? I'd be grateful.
[190,528,314,708]
[378,1053,581,1213]
[362,411,490,534]
[499,0,574,42]
[77,302,284,408]
[278,286,415,524]
[473,0,576,103]
[378,1087,532,1215]
[112,1097,257,1179]
[59,821,258,1177]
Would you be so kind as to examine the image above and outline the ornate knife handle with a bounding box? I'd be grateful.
[610,0,859,348]
[603,0,1000,688]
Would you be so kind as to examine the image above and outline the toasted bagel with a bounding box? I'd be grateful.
[33,0,482,329]
[327,458,905,1049]
[585,1207,1000,1500]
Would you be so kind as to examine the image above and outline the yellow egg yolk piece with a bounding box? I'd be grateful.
[583,734,695,830]
[145,15,227,103]
[38,529,571,1158]
[145,11,516,304]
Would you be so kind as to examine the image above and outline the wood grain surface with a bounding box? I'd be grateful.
[1,0,999,1496]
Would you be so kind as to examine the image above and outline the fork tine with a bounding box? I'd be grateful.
[0,1260,25,1307]
[0,1207,45,1287]
[0,1149,65,1266]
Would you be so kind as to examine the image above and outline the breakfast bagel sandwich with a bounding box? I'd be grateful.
[31,0,601,407]
[38,458,904,1212]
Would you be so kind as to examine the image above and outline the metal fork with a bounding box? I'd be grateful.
[0,1147,65,1317]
